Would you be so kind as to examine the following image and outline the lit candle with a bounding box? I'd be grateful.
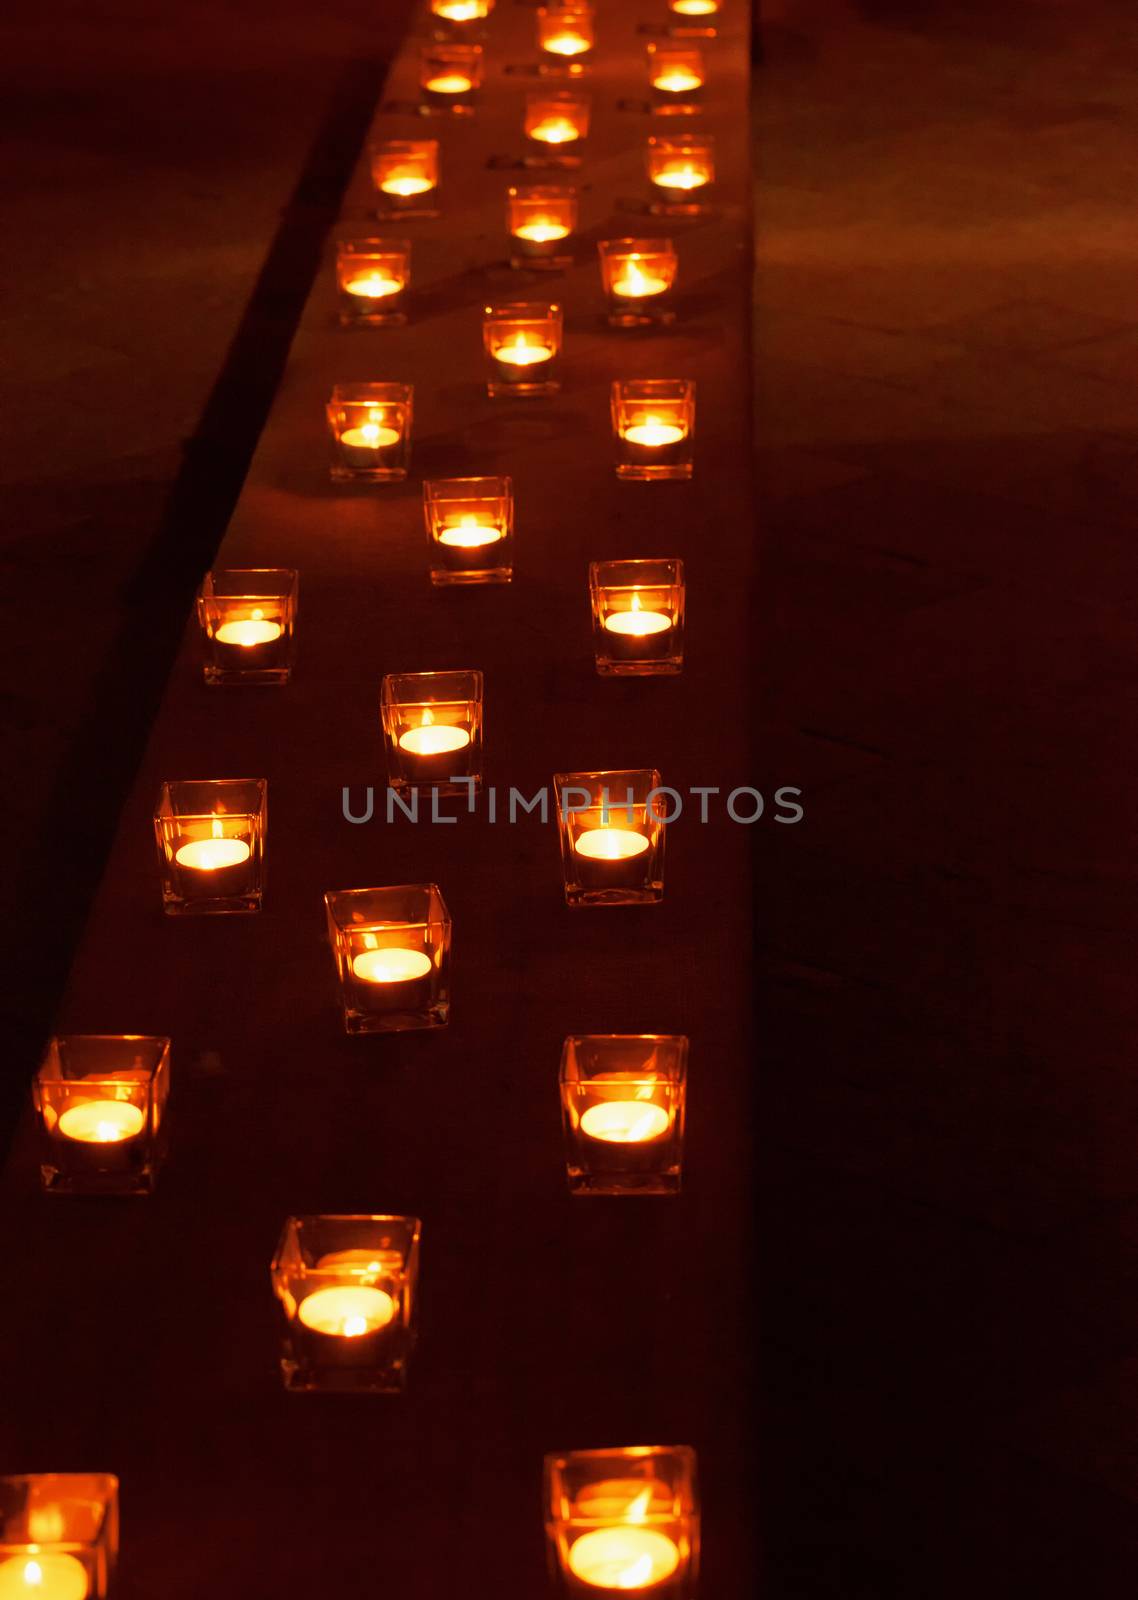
[604,594,672,637]
[543,31,589,57]
[433,0,488,18]
[174,819,252,872]
[622,417,686,449]
[380,173,434,198]
[610,259,671,300]
[398,709,472,758]
[671,0,718,12]
[652,68,703,94]
[214,609,282,648]
[494,333,555,367]
[652,162,709,191]
[338,413,402,471]
[0,1555,90,1600]
[344,270,403,301]
[514,220,571,245]
[352,941,434,984]
[297,1285,395,1337]
[439,515,504,548]
[424,71,474,94]
[580,1100,669,1143]
[57,1101,145,1143]
[574,828,650,861]
[530,116,581,144]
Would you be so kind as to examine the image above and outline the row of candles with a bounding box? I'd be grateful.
[1,1445,698,1594]
[6,4,732,1595]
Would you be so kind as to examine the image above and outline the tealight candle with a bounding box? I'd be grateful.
[174,824,251,872]
[568,1527,681,1588]
[420,45,482,110]
[670,0,718,12]
[598,240,678,326]
[530,115,580,144]
[525,92,590,151]
[56,1101,145,1144]
[425,476,514,586]
[574,827,650,861]
[345,271,402,300]
[655,163,707,190]
[214,611,282,648]
[297,1285,395,1336]
[371,140,439,215]
[579,1099,670,1143]
[647,135,714,213]
[611,380,695,480]
[352,945,434,984]
[612,261,670,300]
[484,302,563,397]
[538,4,595,61]
[507,182,579,269]
[0,1555,90,1600]
[591,560,685,676]
[381,174,433,198]
[398,710,472,758]
[425,71,472,94]
[516,221,570,245]
[623,418,685,449]
[432,0,491,19]
[328,384,413,482]
[648,47,706,103]
[155,778,266,914]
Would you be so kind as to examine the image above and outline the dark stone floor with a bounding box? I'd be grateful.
[757,1,1138,1593]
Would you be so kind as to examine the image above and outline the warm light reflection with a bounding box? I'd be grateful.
[352,933,433,985]
[580,1101,670,1143]
[574,828,650,861]
[175,818,251,871]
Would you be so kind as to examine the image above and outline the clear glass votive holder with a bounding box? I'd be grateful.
[197,568,298,686]
[324,884,452,1034]
[0,1474,119,1600]
[554,769,666,907]
[590,559,685,676]
[271,1214,421,1394]
[420,43,483,114]
[430,0,494,40]
[371,139,439,218]
[336,239,410,327]
[508,184,578,270]
[33,1035,171,1196]
[647,133,715,215]
[537,3,595,65]
[483,301,563,396]
[524,90,591,154]
[327,382,413,482]
[424,475,514,585]
[647,44,706,112]
[597,239,677,327]
[381,670,483,797]
[543,1446,699,1596]
[154,778,266,916]
[560,1034,687,1195]
[611,379,695,481]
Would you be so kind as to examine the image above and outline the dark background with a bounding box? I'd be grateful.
[3,0,1137,1595]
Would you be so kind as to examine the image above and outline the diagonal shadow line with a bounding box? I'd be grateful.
[0,54,392,1152]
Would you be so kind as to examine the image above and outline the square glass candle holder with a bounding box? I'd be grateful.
[647,44,706,111]
[560,1034,687,1195]
[325,884,451,1034]
[611,379,695,481]
[33,1035,170,1196]
[336,240,410,327]
[544,1446,699,1596]
[0,1474,119,1600]
[597,239,677,327]
[197,568,298,686]
[590,559,685,676]
[424,475,514,585]
[554,770,666,906]
[537,4,595,65]
[483,302,563,397]
[524,91,591,155]
[271,1214,421,1394]
[327,383,413,482]
[154,778,266,915]
[508,184,577,270]
[430,0,494,40]
[381,670,483,797]
[419,43,483,113]
[647,134,715,214]
[371,139,439,217]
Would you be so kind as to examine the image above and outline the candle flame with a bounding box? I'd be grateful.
[421,707,435,728]
[342,1315,369,1338]
[631,592,642,613]
[626,1488,652,1524]
[23,1562,44,1588]
[211,817,223,839]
